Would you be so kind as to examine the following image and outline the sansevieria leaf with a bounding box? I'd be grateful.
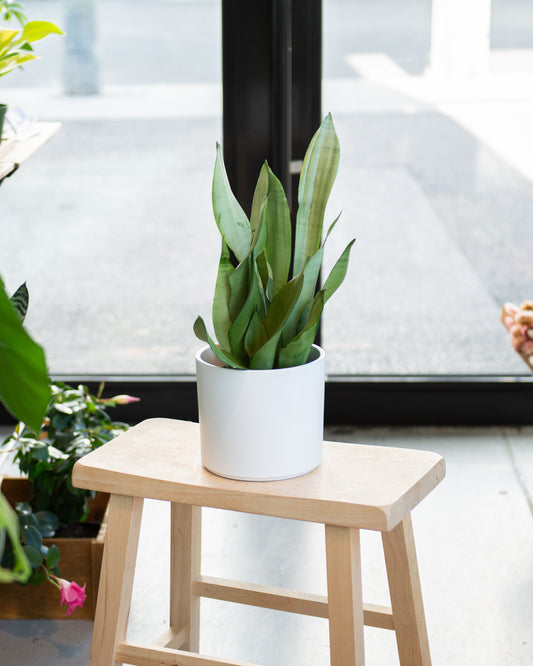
[278,291,325,368]
[244,309,268,359]
[212,143,252,262]
[228,264,263,361]
[212,240,233,351]
[323,239,356,304]
[263,273,304,339]
[249,329,282,369]
[293,113,340,275]
[193,316,246,369]
[264,166,291,295]
[250,163,268,233]
[248,275,304,369]
[194,115,354,369]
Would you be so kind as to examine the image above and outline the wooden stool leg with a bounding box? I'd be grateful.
[382,514,432,666]
[325,525,366,666]
[170,503,202,651]
[90,494,144,666]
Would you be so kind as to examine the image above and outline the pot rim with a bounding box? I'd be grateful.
[196,343,325,373]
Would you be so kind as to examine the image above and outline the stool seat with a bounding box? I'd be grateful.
[73,418,444,532]
[73,418,446,666]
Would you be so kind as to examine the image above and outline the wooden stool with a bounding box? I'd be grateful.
[72,418,445,666]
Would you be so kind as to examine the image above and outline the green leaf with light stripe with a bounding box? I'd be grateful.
[212,143,252,262]
[278,291,324,367]
[264,166,291,294]
[293,113,340,275]
[323,239,356,304]
[212,240,233,351]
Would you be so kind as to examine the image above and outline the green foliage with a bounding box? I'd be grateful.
[1,383,134,585]
[0,502,62,585]
[0,19,62,78]
[0,278,51,433]
[0,492,31,583]
[4,383,130,525]
[0,1,27,27]
[194,113,355,369]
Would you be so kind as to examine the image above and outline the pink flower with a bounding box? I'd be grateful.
[58,579,87,616]
[101,394,140,405]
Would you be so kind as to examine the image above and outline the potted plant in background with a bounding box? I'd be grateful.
[0,1,63,143]
[0,277,138,617]
[194,113,355,481]
[0,381,138,618]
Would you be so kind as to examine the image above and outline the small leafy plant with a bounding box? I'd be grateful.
[194,113,355,370]
[1,382,138,590]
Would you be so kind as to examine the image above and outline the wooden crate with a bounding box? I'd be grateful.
[0,476,108,620]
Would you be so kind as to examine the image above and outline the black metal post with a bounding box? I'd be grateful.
[221,0,321,217]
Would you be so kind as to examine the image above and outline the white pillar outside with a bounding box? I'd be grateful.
[429,0,492,78]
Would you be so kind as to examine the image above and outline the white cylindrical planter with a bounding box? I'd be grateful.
[196,344,325,481]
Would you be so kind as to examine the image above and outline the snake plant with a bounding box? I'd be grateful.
[194,113,355,370]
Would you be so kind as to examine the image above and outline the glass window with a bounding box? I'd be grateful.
[1,0,221,375]
[322,0,531,376]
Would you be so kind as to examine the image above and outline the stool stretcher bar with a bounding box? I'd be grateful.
[115,641,257,666]
[193,574,395,629]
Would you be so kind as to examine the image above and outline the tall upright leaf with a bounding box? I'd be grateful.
[278,291,325,368]
[250,163,268,233]
[263,273,304,338]
[212,240,233,351]
[212,143,252,262]
[264,166,292,295]
[228,206,266,321]
[244,309,268,360]
[322,239,356,304]
[293,113,340,275]
[228,265,263,362]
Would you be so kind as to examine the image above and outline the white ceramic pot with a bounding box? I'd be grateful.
[195,344,325,481]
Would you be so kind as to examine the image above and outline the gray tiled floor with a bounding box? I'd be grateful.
[1,425,532,665]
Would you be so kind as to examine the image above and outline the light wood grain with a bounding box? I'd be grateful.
[90,494,143,666]
[152,627,187,650]
[382,515,432,666]
[193,575,394,629]
[325,525,365,666]
[75,419,443,666]
[115,641,258,666]
[171,503,202,651]
[72,418,445,532]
